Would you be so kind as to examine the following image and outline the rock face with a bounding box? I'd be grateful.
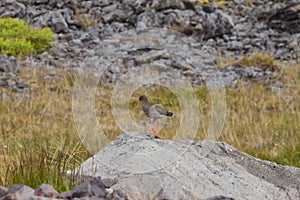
[76,133,300,200]
[268,3,300,34]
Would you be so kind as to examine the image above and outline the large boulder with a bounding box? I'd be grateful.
[268,3,300,34]
[76,132,300,200]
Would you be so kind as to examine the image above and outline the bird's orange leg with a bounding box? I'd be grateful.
[151,120,157,137]
[155,120,158,131]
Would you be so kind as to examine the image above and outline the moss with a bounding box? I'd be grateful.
[0,17,54,57]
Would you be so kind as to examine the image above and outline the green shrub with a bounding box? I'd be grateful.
[0,17,54,57]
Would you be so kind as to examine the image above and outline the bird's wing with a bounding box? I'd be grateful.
[149,104,168,119]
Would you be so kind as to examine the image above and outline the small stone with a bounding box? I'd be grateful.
[34,183,61,198]
[34,0,49,4]
[1,93,11,101]
[5,184,34,200]
[206,195,234,200]
[229,41,243,50]
[102,4,118,13]
[51,11,69,33]
[0,186,8,196]
[61,178,108,199]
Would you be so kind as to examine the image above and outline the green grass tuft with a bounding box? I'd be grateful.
[273,143,300,167]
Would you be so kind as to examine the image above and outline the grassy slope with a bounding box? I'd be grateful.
[0,61,299,190]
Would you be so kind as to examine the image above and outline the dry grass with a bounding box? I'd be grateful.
[217,53,276,67]
[192,0,234,5]
[72,4,100,32]
[0,60,299,189]
[0,68,89,191]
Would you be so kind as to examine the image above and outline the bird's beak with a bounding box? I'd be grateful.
[136,99,140,103]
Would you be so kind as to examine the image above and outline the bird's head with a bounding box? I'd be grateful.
[137,95,148,103]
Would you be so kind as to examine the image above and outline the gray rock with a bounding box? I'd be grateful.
[1,93,10,101]
[12,2,26,17]
[34,183,61,198]
[228,41,243,51]
[0,186,8,196]
[0,55,18,73]
[51,10,69,33]
[61,177,108,199]
[150,0,186,11]
[50,43,68,57]
[0,78,8,87]
[202,10,234,39]
[268,3,300,34]
[0,179,124,199]
[274,48,290,60]
[206,195,234,200]
[102,4,118,13]
[102,9,128,23]
[133,50,170,65]
[136,10,161,28]
[76,133,300,200]
[5,184,35,200]
[29,196,59,200]
[34,0,49,4]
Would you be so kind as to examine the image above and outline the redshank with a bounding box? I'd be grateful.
[137,95,173,137]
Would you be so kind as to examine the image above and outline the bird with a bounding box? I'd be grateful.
[137,95,173,137]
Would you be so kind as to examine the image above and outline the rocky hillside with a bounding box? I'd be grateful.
[1,0,300,92]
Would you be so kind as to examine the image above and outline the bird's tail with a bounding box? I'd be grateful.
[167,112,173,116]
